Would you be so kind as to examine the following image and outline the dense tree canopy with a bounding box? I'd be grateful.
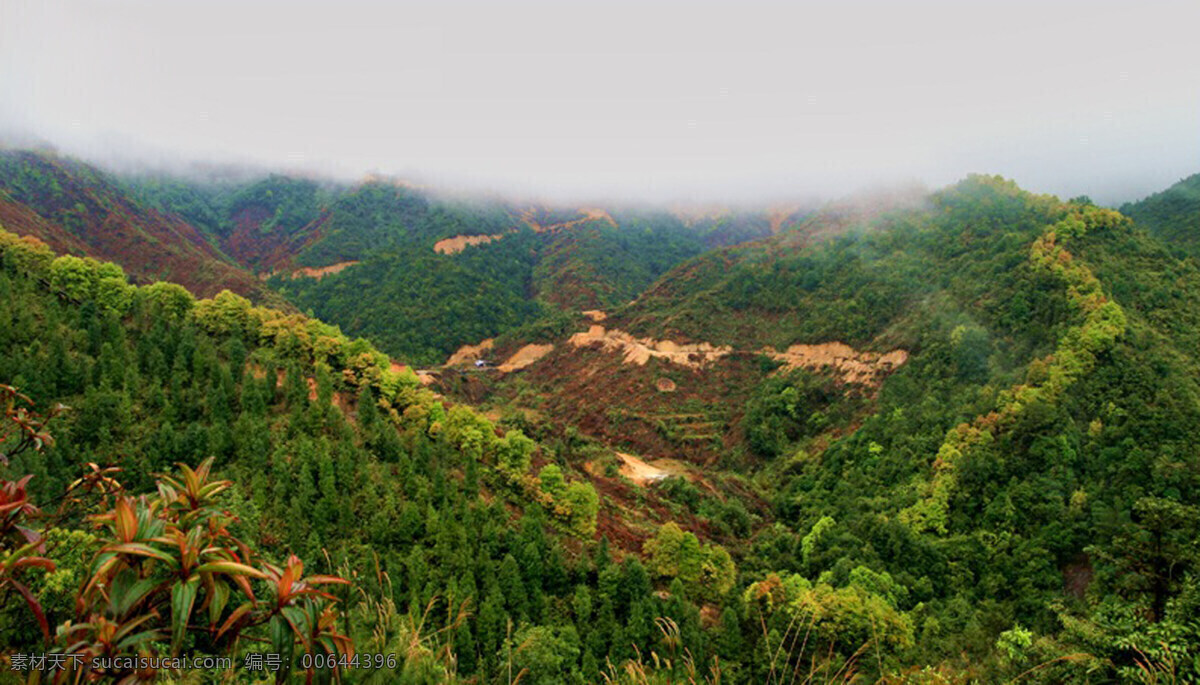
[2,167,1200,683]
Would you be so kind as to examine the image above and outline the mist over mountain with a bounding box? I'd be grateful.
[2,1,1200,683]
[4,1,1198,205]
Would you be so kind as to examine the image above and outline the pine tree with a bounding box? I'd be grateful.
[498,553,527,620]
[717,605,743,660]
[356,383,377,431]
[285,361,307,408]
[315,451,339,532]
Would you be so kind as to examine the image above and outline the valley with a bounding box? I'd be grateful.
[3,2,1194,680]
[1,151,1199,684]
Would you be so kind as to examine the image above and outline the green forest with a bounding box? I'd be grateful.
[3,0,1196,680]
[0,150,784,368]
[276,216,714,367]
[1122,173,1200,259]
[1,168,1199,684]
[450,176,1200,682]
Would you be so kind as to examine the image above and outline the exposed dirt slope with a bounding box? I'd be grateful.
[519,207,617,233]
[446,338,495,366]
[476,320,910,468]
[433,233,506,254]
[568,325,732,368]
[263,260,360,280]
[497,344,554,372]
[614,452,671,484]
[765,342,908,388]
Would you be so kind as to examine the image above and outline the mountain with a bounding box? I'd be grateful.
[132,167,802,366]
[271,204,748,366]
[433,175,1200,680]
[0,149,281,303]
[1121,173,1200,257]
[130,172,337,272]
[0,227,611,682]
[0,150,801,366]
[3,155,1199,682]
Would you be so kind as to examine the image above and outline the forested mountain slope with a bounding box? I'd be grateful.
[0,150,280,303]
[275,209,721,366]
[0,149,799,367]
[127,166,797,366]
[4,163,1199,682]
[439,175,1200,682]
[0,228,642,683]
[1122,173,1200,257]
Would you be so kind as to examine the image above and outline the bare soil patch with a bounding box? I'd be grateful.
[568,325,731,368]
[262,260,360,281]
[433,234,505,254]
[615,452,673,485]
[446,338,495,366]
[764,342,908,387]
[497,344,554,373]
[520,207,617,233]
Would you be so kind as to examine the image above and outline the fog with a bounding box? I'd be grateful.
[2,0,1198,205]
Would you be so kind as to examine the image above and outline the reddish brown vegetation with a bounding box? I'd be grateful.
[225,206,332,274]
[766,205,804,234]
[1062,553,1094,600]
[0,154,274,300]
[522,345,763,466]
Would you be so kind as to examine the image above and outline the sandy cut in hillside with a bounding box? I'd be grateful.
[615,452,672,485]
[444,340,552,373]
[568,325,732,368]
[520,207,617,233]
[765,342,908,387]
[434,234,506,255]
[446,338,495,366]
[497,344,554,373]
[261,260,360,281]
[585,452,708,491]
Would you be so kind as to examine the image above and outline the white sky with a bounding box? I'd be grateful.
[2,0,1198,204]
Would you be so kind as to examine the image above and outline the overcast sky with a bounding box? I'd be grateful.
[2,0,1197,204]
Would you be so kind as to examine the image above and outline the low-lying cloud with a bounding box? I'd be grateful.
[2,0,1197,205]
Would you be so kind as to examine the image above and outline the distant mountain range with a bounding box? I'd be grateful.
[0,148,817,364]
